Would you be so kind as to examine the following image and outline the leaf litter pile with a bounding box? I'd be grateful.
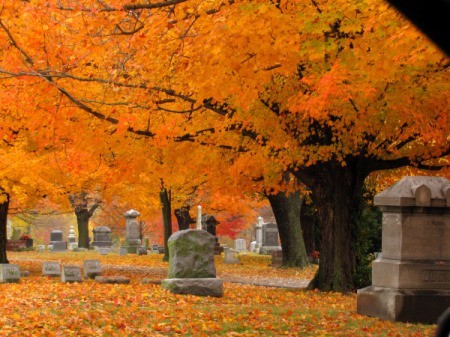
[1,252,435,336]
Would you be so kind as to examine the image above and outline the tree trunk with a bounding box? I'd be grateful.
[0,193,10,264]
[267,190,309,268]
[69,192,101,249]
[174,206,193,231]
[74,209,90,248]
[160,188,172,262]
[306,162,363,292]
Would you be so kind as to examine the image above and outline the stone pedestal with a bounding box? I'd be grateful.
[124,209,141,253]
[357,176,450,324]
[91,226,112,247]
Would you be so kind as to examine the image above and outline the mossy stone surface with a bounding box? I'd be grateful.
[167,229,217,278]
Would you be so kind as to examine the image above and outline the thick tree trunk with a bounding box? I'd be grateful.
[267,190,309,268]
[160,188,172,262]
[75,210,90,249]
[69,192,100,249]
[306,163,363,292]
[0,193,10,264]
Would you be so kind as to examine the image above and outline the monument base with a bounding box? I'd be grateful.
[162,278,223,297]
[357,285,450,324]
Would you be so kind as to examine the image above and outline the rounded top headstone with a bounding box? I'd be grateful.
[92,226,112,233]
[374,176,450,207]
[124,209,140,219]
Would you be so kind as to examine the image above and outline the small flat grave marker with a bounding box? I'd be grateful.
[0,264,20,283]
[61,265,82,283]
[137,247,148,255]
[83,260,102,279]
[42,261,61,277]
[95,276,130,284]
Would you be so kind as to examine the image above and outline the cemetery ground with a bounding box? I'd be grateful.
[1,252,435,337]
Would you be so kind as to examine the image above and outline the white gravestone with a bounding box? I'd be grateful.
[196,205,202,230]
[223,248,240,264]
[234,239,247,252]
[61,265,83,283]
[83,260,102,279]
[0,264,20,283]
[42,261,61,277]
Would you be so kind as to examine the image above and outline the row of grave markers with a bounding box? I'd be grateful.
[0,260,106,283]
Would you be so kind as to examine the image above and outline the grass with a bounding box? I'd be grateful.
[0,251,436,336]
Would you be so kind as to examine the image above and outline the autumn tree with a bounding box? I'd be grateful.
[0,0,449,291]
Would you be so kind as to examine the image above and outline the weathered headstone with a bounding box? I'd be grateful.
[0,264,20,283]
[124,209,141,253]
[162,229,223,297]
[83,260,102,279]
[259,222,281,254]
[137,247,148,255]
[91,226,112,247]
[151,244,159,254]
[249,241,257,253]
[37,245,45,252]
[234,239,247,252]
[42,261,61,277]
[271,250,283,267]
[223,248,240,264]
[357,176,450,324]
[118,247,127,256]
[61,265,82,283]
[98,247,110,255]
[52,241,67,252]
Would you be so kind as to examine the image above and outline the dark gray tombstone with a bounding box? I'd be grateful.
[52,241,67,252]
[262,222,279,246]
[50,230,63,244]
[357,176,450,324]
[137,247,148,255]
[91,226,112,247]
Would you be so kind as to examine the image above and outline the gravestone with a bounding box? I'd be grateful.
[118,247,127,256]
[42,262,61,277]
[37,245,45,252]
[50,230,63,244]
[83,260,102,279]
[357,176,450,324]
[0,264,20,283]
[254,216,264,253]
[151,244,159,254]
[91,226,112,247]
[67,226,76,243]
[249,241,257,253]
[234,239,247,252]
[124,209,141,253]
[271,250,283,267]
[137,247,148,255]
[98,247,110,255]
[61,265,82,283]
[201,214,223,255]
[223,248,240,264]
[162,229,223,297]
[95,276,130,284]
[259,222,281,254]
[52,241,67,252]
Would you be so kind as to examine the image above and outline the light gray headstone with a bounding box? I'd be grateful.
[137,247,148,255]
[61,265,82,283]
[167,229,217,279]
[118,247,127,256]
[83,260,102,279]
[223,248,240,264]
[0,264,20,283]
[234,239,247,252]
[42,261,61,277]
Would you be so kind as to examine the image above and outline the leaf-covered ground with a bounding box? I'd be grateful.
[2,251,435,336]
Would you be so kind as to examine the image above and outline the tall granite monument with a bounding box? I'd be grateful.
[357,176,450,324]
